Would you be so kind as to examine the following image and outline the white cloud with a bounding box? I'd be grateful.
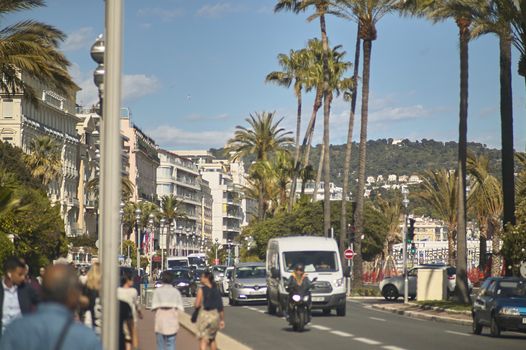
[147,126,233,148]
[62,27,94,51]
[196,2,241,18]
[137,7,184,21]
[122,74,160,101]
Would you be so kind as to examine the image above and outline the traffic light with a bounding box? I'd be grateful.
[407,218,416,243]
[410,243,416,255]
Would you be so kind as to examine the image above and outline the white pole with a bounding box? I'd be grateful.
[403,212,409,304]
[101,0,123,349]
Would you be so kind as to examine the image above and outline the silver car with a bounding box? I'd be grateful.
[379,264,473,301]
[229,262,267,305]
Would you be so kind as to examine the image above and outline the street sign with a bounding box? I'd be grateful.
[344,248,354,260]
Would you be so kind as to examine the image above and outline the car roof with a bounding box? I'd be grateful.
[269,236,338,251]
[235,262,265,267]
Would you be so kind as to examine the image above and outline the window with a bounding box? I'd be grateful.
[2,99,14,119]
[282,251,339,273]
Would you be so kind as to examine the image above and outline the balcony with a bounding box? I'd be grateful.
[222,225,240,233]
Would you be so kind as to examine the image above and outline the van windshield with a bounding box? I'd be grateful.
[283,251,338,272]
[168,260,188,269]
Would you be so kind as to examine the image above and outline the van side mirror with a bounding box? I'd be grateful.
[344,266,352,278]
[271,267,281,279]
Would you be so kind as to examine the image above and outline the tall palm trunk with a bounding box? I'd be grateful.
[319,13,332,238]
[313,144,325,201]
[489,218,501,276]
[288,90,303,212]
[353,37,373,289]
[499,30,515,228]
[478,219,488,270]
[258,182,265,220]
[303,88,323,166]
[455,17,471,304]
[447,226,456,266]
[340,26,361,266]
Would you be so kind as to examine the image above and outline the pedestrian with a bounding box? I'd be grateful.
[0,256,39,338]
[194,271,224,350]
[80,262,102,336]
[151,272,184,350]
[0,264,102,350]
[36,267,45,286]
[118,271,142,350]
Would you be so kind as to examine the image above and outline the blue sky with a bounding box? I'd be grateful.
[8,0,526,150]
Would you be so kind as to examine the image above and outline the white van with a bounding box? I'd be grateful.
[266,236,348,317]
[166,256,189,269]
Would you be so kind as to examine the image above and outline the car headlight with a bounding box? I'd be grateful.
[303,295,310,302]
[335,278,344,287]
[292,294,301,302]
[499,307,520,316]
[177,282,189,287]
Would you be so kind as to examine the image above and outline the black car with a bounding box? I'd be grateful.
[157,268,197,297]
[472,277,526,337]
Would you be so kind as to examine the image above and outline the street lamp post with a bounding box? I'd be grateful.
[402,186,410,304]
[148,214,155,278]
[227,239,233,267]
[119,202,125,257]
[214,238,219,264]
[160,218,166,271]
[135,208,142,278]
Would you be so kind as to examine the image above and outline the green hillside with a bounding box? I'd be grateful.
[210,138,503,187]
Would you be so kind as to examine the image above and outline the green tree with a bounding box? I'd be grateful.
[374,193,402,259]
[400,0,484,304]
[86,176,135,202]
[159,194,187,223]
[417,169,458,266]
[471,0,515,228]
[25,136,62,186]
[0,0,76,102]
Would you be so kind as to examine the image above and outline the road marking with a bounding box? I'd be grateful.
[369,317,386,322]
[330,330,353,337]
[382,346,407,350]
[255,309,265,313]
[354,337,382,345]
[445,330,470,337]
[311,325,332,331]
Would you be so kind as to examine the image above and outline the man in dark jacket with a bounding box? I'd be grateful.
[0,256,39,337]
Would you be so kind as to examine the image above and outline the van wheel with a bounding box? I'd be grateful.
[336,305,346,317]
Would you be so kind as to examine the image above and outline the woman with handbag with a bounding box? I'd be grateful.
[193,271,225,350]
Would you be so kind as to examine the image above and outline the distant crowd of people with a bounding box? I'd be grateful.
[0,257,227,350]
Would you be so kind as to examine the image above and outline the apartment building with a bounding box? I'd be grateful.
[0,73,81,236]
[297,181,344,202]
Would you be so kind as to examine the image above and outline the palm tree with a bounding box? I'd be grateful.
[122,201,160,240]
[339,0,397,289]
[226,112,293,219]
[25,136,62,186]
[275,0,342,238]
[417,169,458,266]
[471,0,515,228]
[245,160,278,219]
[0,0,77,102]
[159,194,187,224]
[226,112,293,162]
[375,194,402,259]
[299,164,315,196]
[502,1,526,89]
[266,49,309,210]
[86,176,135,202]
[467,153,503,276]
[272,150,295,210]
[400,0,483,304]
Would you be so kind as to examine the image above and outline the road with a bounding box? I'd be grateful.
[183,297,525,350]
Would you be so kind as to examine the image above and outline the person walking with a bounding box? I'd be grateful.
[0,256,39,339]
[151,272,184,350]
[118,271,142,350]
[194,271,224,350]
[0,264,102,350]
[80,262,102,336]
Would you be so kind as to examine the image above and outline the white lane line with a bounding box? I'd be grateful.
[369,317,386,322]
[311,325,332,331]
[330,330,353,337]
[383,346,408,350]
[445,330,470,337]
[255,309,265,313]
[354,337,382,345]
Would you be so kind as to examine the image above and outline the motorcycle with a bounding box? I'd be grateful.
[286,277,317,332]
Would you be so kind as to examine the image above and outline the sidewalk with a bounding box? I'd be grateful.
[137,310,198,349]
[370,302,472,326]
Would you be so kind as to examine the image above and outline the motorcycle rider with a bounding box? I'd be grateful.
[286,264,313,321]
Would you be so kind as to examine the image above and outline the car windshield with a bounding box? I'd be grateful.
[235,266,266,279]
[163,269,191,280]
[497,280,526,298]
[188,256,206,267]
[213,266,226,273]
[168,260,188,269]
[283,251,338,272]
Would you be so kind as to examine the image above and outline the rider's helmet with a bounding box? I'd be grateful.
[294,264,305,273]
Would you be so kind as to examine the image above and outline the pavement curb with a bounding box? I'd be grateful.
[179,311,253,350]
[408,302,471,316]
[370,304,472,326]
